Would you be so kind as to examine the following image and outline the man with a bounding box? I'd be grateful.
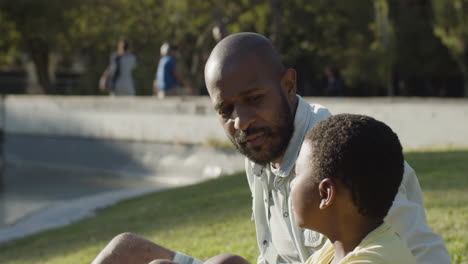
[92,33,451,264]
[153,42,188,98]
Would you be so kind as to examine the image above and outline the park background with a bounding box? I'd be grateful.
[0,1,467,264]
[0,0,468,97]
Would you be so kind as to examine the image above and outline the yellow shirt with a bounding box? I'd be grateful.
[305,223,417,264]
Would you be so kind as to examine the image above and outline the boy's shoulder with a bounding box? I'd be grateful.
[347,222,417,264]
[306,223,418,264]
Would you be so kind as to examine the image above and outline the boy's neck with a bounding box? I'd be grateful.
[328,217,382,263]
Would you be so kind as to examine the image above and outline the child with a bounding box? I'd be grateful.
[292,114,417,264]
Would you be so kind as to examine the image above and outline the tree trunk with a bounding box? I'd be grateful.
[461,54,468,97]
[464,76,468,97]
[270,0,282,49]
[455,56,468,97]
[26,38,55,94]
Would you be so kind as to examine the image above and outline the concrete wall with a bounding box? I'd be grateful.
[309,97,468,149]
[1,96,244,184]
[3,95,468,149]
[4,96,224,144]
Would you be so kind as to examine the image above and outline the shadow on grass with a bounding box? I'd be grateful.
[0,172,253,263]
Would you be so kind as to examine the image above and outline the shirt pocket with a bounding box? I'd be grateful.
[303,229,325,248]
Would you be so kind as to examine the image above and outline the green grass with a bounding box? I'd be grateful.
[404,150,468,264]
[0,149,466,264]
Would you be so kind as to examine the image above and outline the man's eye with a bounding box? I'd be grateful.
[220,112,230,119]
[219,107,233,119]
[249,95,262,102]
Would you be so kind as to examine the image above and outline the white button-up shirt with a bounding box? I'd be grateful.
[245,95,452,264]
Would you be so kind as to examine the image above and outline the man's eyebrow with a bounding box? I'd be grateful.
[239,87,266,96]
[214,87,266,111]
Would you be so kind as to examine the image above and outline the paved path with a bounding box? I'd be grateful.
[0,168,167,243]
[0,135,244,243]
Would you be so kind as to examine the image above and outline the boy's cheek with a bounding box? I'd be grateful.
[290,185,302,219]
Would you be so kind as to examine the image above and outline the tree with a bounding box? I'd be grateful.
[278,0,384,96]
[0,0,464,96]
[0,0,80,94]
[372,0,396,95]
[389,0,461,96]
[432,0,468,96]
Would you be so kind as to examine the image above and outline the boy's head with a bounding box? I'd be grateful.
[292,114,404,233]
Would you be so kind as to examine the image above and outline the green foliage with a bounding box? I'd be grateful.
[405,149,468,263]
[0,149,466,263]
[389,0,461,96]
[432,0,468,96]
[0,0,465,96]
[0,0,84,93]
[0,12,21,69]
[433,0,468,57]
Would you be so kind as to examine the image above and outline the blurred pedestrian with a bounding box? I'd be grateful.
[324,66,345,96]
[100,38,136,96]
[153,42,189,98]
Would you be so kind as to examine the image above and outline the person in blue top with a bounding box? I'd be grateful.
[153,42,188,98]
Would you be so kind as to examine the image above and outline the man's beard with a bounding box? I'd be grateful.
[231,95,294,165]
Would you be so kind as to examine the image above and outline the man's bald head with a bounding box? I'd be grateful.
[205,32,286,86]
[203,32,298,165]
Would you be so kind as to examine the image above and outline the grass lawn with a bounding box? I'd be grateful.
[0,149,466,264]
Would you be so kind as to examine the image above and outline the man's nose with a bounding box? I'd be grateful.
[233,106,255,131]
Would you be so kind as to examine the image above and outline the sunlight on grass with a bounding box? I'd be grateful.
[405,149,468,264]
[0,149,466,264]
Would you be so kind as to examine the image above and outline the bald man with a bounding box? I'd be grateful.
[92,33,451,264]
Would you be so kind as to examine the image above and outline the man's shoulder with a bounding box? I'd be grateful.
[302,101,332,128]
[308,103,331,117]
[298,96,332,119]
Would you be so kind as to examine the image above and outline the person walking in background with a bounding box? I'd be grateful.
[153,42,189,98]
[324,66,345,97]
[101,38,137,96]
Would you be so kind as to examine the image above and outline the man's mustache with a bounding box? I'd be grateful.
[235,127,273,144]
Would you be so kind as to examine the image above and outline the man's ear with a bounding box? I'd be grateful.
[318,178,335,209]
[280,68,297,101]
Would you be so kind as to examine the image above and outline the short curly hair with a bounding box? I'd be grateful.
[305,114,404,220]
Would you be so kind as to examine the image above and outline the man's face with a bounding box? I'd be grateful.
[292,142,321,230]
[206,55,295,164]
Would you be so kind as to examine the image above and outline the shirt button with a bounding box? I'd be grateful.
[283,212,289,217]
[264,198,268,203]
[263,240,268,246]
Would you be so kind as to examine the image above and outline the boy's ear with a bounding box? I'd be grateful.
[318,178,335,209]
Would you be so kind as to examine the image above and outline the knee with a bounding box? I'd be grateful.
[92,232,144,263]
[110,232,140,246]
[93,232,174,264]
[205,254,250,264]
[148,260,178,264]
